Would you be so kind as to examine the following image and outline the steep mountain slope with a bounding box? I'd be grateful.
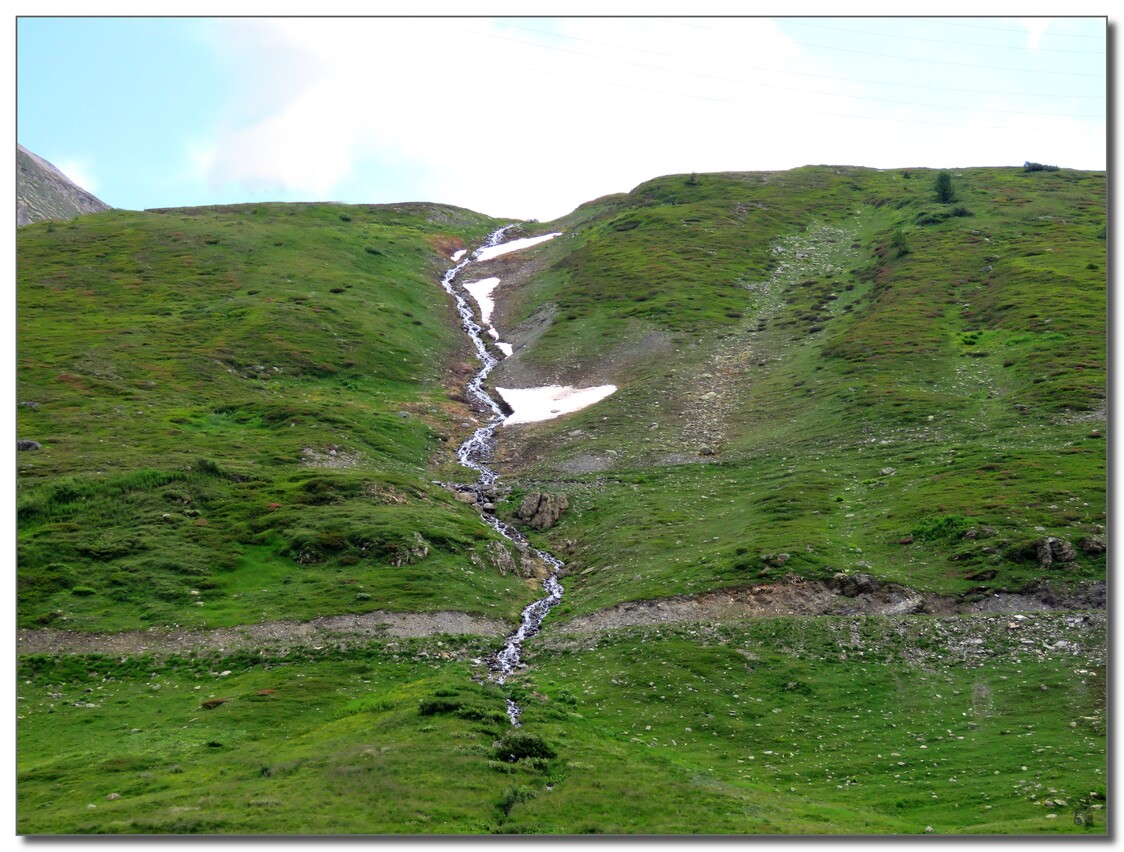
[16,168,1106,835]
[17,144,111,225]
[16,202,545,632]
[482,166,1106,622]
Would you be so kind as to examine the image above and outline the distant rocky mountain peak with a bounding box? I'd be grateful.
[17,144,111,225]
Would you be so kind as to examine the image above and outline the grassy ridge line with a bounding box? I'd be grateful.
[486,166,1105,618]
[17,202,543,631]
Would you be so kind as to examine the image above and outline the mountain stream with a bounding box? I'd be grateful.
[438,226,565,726]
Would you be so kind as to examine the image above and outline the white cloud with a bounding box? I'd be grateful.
[191,16,1104,219]
[54,158,98,194]
[1018,17,1051,50]
[192,18,816,215]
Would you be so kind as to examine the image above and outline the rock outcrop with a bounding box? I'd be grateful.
[514,491,569,531]
[1033,537,1079,569]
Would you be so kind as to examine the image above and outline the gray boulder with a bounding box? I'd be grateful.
[514,492,570,531]
[834,572,879,597]
[1078,536,1106,556]
[1033,537,1078,569]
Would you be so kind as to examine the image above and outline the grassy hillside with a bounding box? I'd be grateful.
[17,168,1106,836]
[16,616,1105,834]
[16,202,544,631]
[488,166,1106,620]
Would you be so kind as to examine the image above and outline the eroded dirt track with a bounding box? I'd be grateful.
[551,578,1106,633]
[18,610,510,656]
[19,578,1104,657]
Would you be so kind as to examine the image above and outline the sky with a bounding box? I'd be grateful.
[15,14,1109,222]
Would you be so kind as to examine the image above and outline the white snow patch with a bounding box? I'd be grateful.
[487,327,499,340]
[474,232,561,263]
[463,277,501,326]
[497,342,514,358]
[451,249,467,262]
[497,385,617,425]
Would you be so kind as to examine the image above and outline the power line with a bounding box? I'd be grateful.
[463,37,1101,136]
[925,16,1106,39]
[775,17,1104,54]
[462,23,1104,120]
[680,20,1103,76]
[498,19,1103,100]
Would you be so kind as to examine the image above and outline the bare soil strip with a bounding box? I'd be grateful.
[18,578,1103,657]
[552,577,1106,633]
[17,610,510,656]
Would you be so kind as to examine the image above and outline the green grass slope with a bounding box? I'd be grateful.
[17,202,544,631]
[16,168,1107,837]
[489,166,1106,620]
[17,617,1105,834]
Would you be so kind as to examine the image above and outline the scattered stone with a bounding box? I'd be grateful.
[879,467,896,476]
[106,793,121,801]
[396,411,411,419]
[17,440,41,451]
[699,445,714,456]
[488,541,518,577]
[200,699,227,710]
[761,553,790,568]
[18,401,39,409]
[454,491,477,504]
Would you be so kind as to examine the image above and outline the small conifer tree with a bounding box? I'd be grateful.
[934,171,956,203]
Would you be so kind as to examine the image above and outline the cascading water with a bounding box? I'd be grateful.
[438,226,566,726]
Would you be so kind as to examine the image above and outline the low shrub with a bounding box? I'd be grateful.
[494,730,556,762]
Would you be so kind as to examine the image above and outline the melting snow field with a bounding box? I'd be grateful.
[496,342,514,357]
[463,277,501,326]
[497,385,617,425]
[450,249,467,262]
[474,232,561,263]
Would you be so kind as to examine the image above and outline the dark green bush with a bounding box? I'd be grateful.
[497,785,536,817]
[494,730,557,762]
[911,514,977,541]
[418,697,462,716]
[891,227,910,257]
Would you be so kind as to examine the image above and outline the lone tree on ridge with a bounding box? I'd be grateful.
[934,171,956,203]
